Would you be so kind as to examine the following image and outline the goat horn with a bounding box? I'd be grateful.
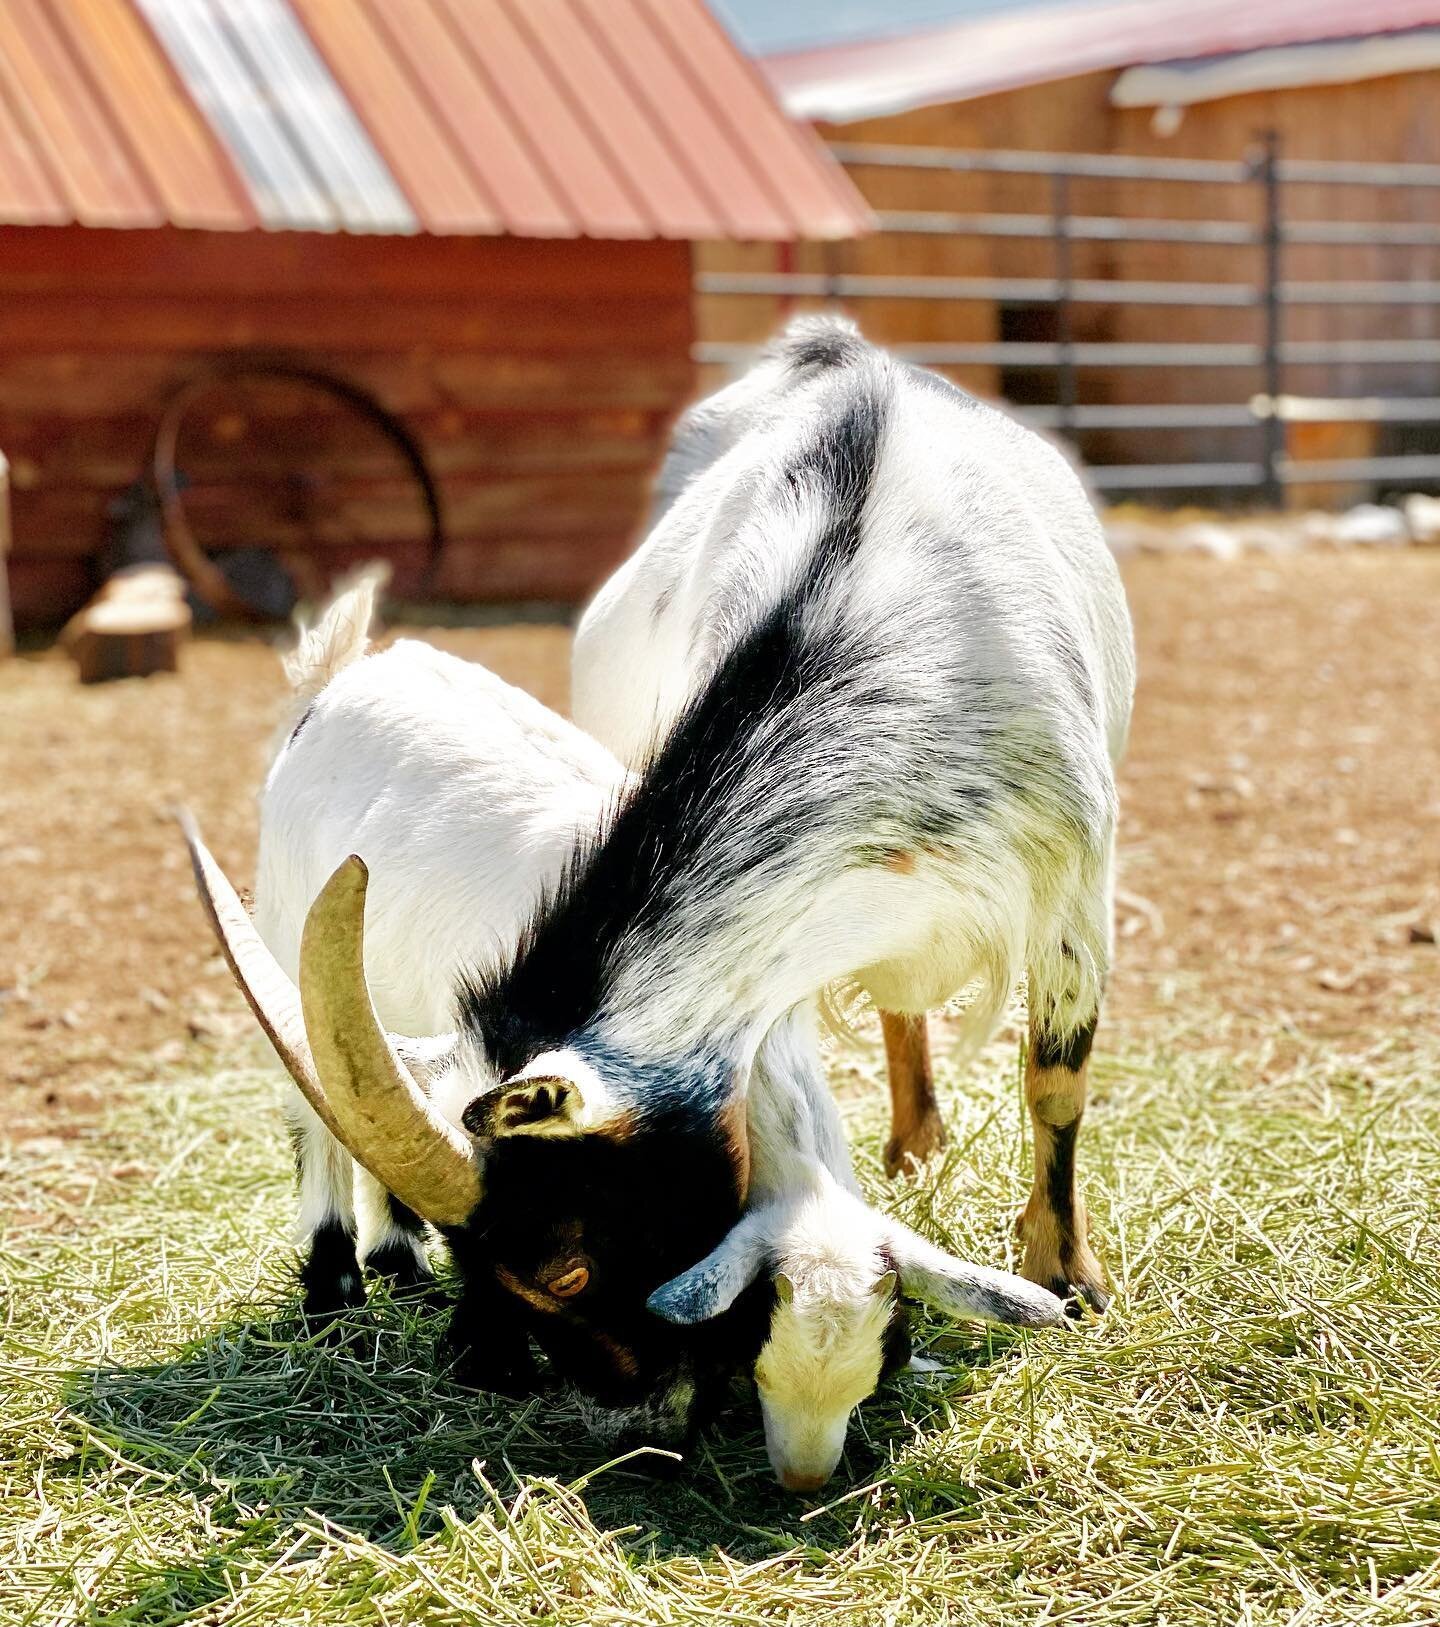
[299,854,481,1227]
[178,809,346,1148]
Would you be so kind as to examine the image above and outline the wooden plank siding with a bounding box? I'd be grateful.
[1,229,693,626]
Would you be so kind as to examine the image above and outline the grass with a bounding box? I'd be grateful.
[3,1028,1440,1626]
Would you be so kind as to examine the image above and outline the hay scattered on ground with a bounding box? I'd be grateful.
[4,1027,1439,1626]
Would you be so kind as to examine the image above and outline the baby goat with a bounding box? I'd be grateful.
[657,1002,1063,1490]
[572,318,1135,1477]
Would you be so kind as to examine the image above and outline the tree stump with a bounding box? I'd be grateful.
[62,564,192,684]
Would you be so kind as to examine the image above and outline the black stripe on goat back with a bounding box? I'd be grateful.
[460,376,889,1069]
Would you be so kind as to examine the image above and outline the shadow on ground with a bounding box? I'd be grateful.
[62,1286,1022,1569]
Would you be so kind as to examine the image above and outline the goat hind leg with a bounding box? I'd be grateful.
[1018,1000,1109,1313]
[881,1010,947,1178]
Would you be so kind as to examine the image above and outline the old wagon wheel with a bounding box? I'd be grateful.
[152,363,444,620]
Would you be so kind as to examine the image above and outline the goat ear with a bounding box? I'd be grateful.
[887,1222,1067,1329]
[461,1049,621,1142]
[465,1074,577,1138]
[647,1212,773,1325]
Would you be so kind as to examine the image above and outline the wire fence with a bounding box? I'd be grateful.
[695,135,1440,502]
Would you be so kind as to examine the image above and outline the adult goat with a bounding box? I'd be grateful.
[573,318,1134,1336]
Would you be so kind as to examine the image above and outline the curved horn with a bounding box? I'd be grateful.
[178,808,346,1148]
[299,855,481,1227]
[886,1220,1068,1329]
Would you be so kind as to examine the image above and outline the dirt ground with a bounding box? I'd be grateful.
[2,553,1437,1138]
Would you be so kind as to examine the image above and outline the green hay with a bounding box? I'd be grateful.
[3,1031,1439,1626]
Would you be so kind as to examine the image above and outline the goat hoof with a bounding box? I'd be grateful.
[883,1112,948,1179]
[300,1275,366,1337]
[1021,1257,1110,1318]
[1064,1277,1111,1318]
[363,1243,436,1299]
[1022,1273,1109,1319]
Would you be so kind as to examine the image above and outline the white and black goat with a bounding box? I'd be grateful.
[572,317,1135,1483]
[188,572,1060,1472]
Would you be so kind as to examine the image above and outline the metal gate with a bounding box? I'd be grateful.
[696,136,1440,504]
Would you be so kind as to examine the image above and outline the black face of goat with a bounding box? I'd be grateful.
[442,1120,764,1451]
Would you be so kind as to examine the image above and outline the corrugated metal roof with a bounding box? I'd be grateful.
[765,0,1440,122]
[199,0,417,230]
[0,0,870,237]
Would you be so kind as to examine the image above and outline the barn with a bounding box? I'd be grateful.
[0,0,869,634]
[702,0,1440,501]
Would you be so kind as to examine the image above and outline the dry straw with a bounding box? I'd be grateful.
[3,1023,1439,1625]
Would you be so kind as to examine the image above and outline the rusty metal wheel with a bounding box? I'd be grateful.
[152,362,444,620]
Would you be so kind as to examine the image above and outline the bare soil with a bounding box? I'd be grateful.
[2,554,1436,1138]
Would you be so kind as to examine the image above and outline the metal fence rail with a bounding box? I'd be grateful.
[830,141,1440,188]
[698,272,1440,309]
[697,135,1440,502]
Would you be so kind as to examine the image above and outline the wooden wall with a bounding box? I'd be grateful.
[0,229,693,628]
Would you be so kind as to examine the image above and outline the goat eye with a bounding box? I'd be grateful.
[549,1264,590,1298]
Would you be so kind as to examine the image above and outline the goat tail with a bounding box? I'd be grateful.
[282,563,390,703]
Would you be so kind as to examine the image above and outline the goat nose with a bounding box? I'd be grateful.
[780,1468,829,1494]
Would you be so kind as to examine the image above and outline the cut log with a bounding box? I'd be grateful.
[61,563,191,683]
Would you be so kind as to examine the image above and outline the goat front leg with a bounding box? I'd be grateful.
[354,1168,435,1296]
[1018,1008,1109,1312]
[290,1092,365,1322]
[881,1011,947,1178]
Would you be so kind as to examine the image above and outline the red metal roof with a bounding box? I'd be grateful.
[765,0,1440,123]
[0,0,870,238]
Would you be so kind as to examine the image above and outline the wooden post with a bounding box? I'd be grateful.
[0,452,13,657]
[1256,129,1285,509]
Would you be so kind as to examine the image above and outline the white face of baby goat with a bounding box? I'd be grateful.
[754,1262,905,1491]
[649,1187,1070,1492]
[647,1194,906,1490]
